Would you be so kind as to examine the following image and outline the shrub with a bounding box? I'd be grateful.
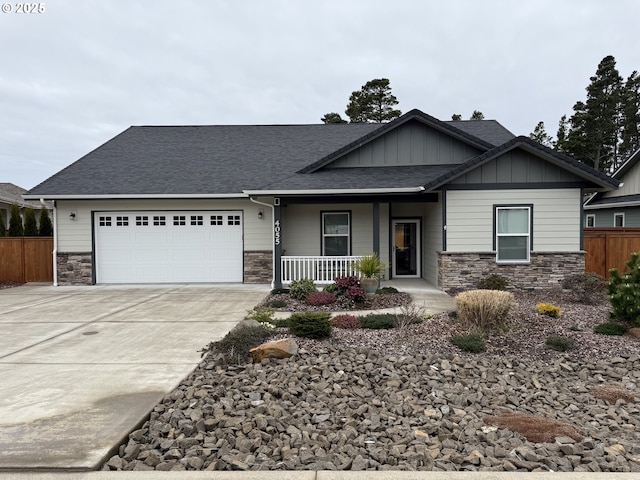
[376,286,399,294]
[451,333,486,353]
[289,278,317,301]
[562,272,607,304]
[0,214,5,236]
[608,252,640,326]
[360,313,396,329]
[246,306,274,323]
[593,322,627,336]
[305,291,337,306]
[206,324,273,365]
[8,204,23,237]
[323,283,337,294]
[545,335,575,352]
[477,274,508,291]
[268,299,287,308]
[536,303,562,318]
[288,311,332,339]
[334,276,361,294]
[331,314,361,329]
[455,289,514,332]
[346,285,366,303]
[38,208,53,236]
[273,318,290,328]
[23,208,38,236]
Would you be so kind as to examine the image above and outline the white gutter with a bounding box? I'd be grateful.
[584,201,640,210]
[22,193,249,200]
[249,197,275,289]
[49,199,58,287]
[243,186,426,195]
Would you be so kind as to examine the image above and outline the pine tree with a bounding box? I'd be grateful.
[470,110,485,120]
[39,208,53,236]
[345,78,401,123]
[451,114,462,121]
[529,121,553,147]
[23,208,38,236]
[563,55,622,172]
[8,204,24,236]
[620,70,640,161]
[555,115,569,152]
[321,112,347,124]
[0,213,6,236]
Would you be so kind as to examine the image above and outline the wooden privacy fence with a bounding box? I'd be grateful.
[0,237,53,283]
[584,228,640,279]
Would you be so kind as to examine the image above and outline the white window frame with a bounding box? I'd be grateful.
[585,214,595,228]
[321,211,351,256]
[614,212,625,227]
[495,205,532,264]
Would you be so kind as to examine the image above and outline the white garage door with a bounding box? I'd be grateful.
[94,211,243,283]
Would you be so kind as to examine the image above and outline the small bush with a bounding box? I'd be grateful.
[376,286,399,294]
[289,278,317,301]
[360,313,396,329]
[334,276,361,294]
[288,311,332,339]
[545,335,575,352]
[246,306,275,323]
[331,314,361,329]
[323,283,337,294]
[477,274,508,291]
[346,285,366,303]
[305,291,337,306]
[593,322,627,336]
[455,289,514,332]
[268,299,287,308]
[608,252,640,326]
[451,333,486,353]
[270,288,290,295]
[536,303,562,318]
[206,324,273,364]
[273,318,290,328]
[562,272,607,304]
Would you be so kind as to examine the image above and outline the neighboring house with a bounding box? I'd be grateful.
[584,148,640,227]
[0,182,50,228]
[24,109,618,291]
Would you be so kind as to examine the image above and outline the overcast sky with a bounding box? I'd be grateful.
[1,0,638,190]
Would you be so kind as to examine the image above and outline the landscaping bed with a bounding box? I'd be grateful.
[103,285,640,472]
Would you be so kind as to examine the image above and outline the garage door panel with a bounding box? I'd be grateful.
[95,211,243,283]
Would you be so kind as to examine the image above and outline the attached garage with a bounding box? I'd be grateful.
[94,211,243,283]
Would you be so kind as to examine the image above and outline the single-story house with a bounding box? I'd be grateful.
[25,109,619,291]
[584,148,640,227]
[0,182,50,228]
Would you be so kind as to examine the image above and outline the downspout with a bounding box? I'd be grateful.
[43,199,58,286]
[249,197,275,288]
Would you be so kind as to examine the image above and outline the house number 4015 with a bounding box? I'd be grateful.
[274,220,281,245]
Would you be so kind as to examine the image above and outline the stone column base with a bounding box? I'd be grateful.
[244,250,273,284]
[57,252,93,285]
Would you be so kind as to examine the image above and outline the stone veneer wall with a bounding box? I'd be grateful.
[244,250,272,284]
[438,251,585,293]
[57,252,93,285]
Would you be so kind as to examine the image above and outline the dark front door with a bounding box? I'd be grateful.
[392,219,420,277]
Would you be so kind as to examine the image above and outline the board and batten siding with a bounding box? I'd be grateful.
[329,122,482,168]
[55,199,271,252]
[606,159,640,198]
[445,189,581,252]
[281,203,390,269]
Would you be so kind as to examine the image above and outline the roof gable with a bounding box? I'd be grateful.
[423,136,619,192]
[297,109,497,173]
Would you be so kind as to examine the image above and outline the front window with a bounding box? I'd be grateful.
[496,206,531,263]
[322,212,350,255]
[614,213,625,227]
[585,214,595,228]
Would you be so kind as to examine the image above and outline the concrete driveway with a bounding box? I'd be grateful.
[0,283,269,471]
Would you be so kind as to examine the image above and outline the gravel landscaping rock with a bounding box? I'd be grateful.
[103,290,640,472]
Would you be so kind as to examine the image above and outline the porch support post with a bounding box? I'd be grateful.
[273,201,282,289]
[372,202,380,255]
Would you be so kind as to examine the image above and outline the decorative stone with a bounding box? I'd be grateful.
[250,338,298,362]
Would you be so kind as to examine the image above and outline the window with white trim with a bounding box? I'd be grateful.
[495,206,531,263]
[614,212,625,227]
[585,214,595,228]
[322,212,350,256]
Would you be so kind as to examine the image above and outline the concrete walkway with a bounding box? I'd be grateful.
[0,283,270,471]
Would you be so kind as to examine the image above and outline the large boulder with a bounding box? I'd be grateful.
[250,338,298,362]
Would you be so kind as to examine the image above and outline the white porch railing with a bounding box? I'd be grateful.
[281,256,361,284]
